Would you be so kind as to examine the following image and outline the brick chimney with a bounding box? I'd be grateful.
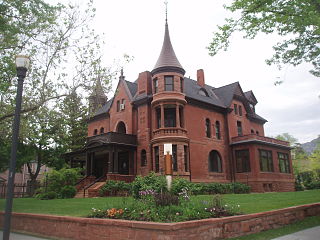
[137,71,152,95]
[197,69,205,87]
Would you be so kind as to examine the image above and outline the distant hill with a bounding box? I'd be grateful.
[301,136,320,154]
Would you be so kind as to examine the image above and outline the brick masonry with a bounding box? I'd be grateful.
[1,203,319,240]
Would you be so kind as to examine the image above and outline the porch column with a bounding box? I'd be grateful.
[160,104,164,128]
[90,152,94,175]
[114,147,119,173]
[85,153,90,176]
[176,104,180,128]
[108,150,114,173]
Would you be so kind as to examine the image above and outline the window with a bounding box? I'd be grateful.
[234,104,238,114]
[93,129,98,135]
[179,107,184,128]
[164,107,176,127]
[154,78,158,93]
[172,145,177,171]
[205,118,211,138]
[116,100,120,112]
[156,108,161,128]
[208,150,222,172]
[239,106,242,116]
[278,153,290,173]
[165,76,174,91]
[184,145,189,172]
[141,150,147,167]
[199,89,208,97]
[259,149,274,172]
[251,129,254,134]
[180,77,184,93]
[100,127,104,134]
[116,121,126,134]
[256,131,259,135]
[215,121,221,139]
[235,149,251,173]
[154,146,159,173]
[237,121,243,136]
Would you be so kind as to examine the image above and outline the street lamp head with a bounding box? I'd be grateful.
[15,55,30,70]
[15,55,30,79]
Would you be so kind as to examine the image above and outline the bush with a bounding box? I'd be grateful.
[99,180,131,197]
[60,185,77,198]
[232,182,251,194]
[131,172,167,199]
[35,168,81,199]
[35,191,57,200]
[154,192,179,206]
[171,177,191,195]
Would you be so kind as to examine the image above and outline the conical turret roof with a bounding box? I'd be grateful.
[90,77,106,98]
[152,21,185,75]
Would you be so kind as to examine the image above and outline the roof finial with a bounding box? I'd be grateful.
[119,67,125,80]
[164,0,168,24]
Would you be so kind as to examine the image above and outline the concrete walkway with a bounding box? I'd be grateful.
[0,231,51,240]
[272,226,320,240]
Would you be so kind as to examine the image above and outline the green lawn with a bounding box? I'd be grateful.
[0,190,319,217]
[230,216,320,240]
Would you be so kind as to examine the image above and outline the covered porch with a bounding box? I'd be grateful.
[66,132,137,183]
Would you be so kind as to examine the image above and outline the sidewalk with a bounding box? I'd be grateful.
[272,226,320,240]
[0,231,50,240]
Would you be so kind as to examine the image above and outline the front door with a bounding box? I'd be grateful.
[118,152,129,175]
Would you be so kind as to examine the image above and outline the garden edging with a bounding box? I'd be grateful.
[1,203,320,240]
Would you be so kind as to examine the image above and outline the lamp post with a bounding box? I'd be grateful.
[3,55,30,240]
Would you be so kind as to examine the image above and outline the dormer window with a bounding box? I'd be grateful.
[165,76,174,91]
[199,88,208,97]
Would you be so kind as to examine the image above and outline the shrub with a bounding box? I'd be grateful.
[171,177,191,195]
[232,182,251,194]
[35,168,81,199]
[60,185,77,198]
[131,172,167,199]
[154,192,179,206]
[99,180,131,197]
[35,191,57,200]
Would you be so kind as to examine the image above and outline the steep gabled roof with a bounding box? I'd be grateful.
[244,90,258,105]
[213,82,240,108]
[184,78,225,108]
[125,80,138,98]
[94,98,113,116]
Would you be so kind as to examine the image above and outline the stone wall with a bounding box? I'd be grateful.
[1,203,319,240]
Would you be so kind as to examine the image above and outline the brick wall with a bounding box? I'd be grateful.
[1,203,319,240]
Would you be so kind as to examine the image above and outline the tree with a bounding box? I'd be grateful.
[275,133,298,146]
[208,0,320,76]
[0,0,114,184]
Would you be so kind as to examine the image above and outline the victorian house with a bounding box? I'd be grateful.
[67,19,294,197]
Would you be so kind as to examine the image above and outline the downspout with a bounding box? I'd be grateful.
[224,108,235,182]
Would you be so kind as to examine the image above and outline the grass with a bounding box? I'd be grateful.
[0,189,319,217]
[230,215,320,240]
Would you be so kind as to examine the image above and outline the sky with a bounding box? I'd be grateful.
[86,0,319,143]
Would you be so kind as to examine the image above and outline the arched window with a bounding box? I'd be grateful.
[205,118,211,138]
[93,129,98,135]
[215,121,221,139]
[116,121,126,134]
[141,149,147,167]
[208,150,222,172]
[100,127,104,134]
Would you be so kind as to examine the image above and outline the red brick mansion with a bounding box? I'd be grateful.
[67,20,294,194]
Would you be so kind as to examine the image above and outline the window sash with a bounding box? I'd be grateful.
[235,149,251,173]
[165,76,174,91]
[259,150,274,172]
